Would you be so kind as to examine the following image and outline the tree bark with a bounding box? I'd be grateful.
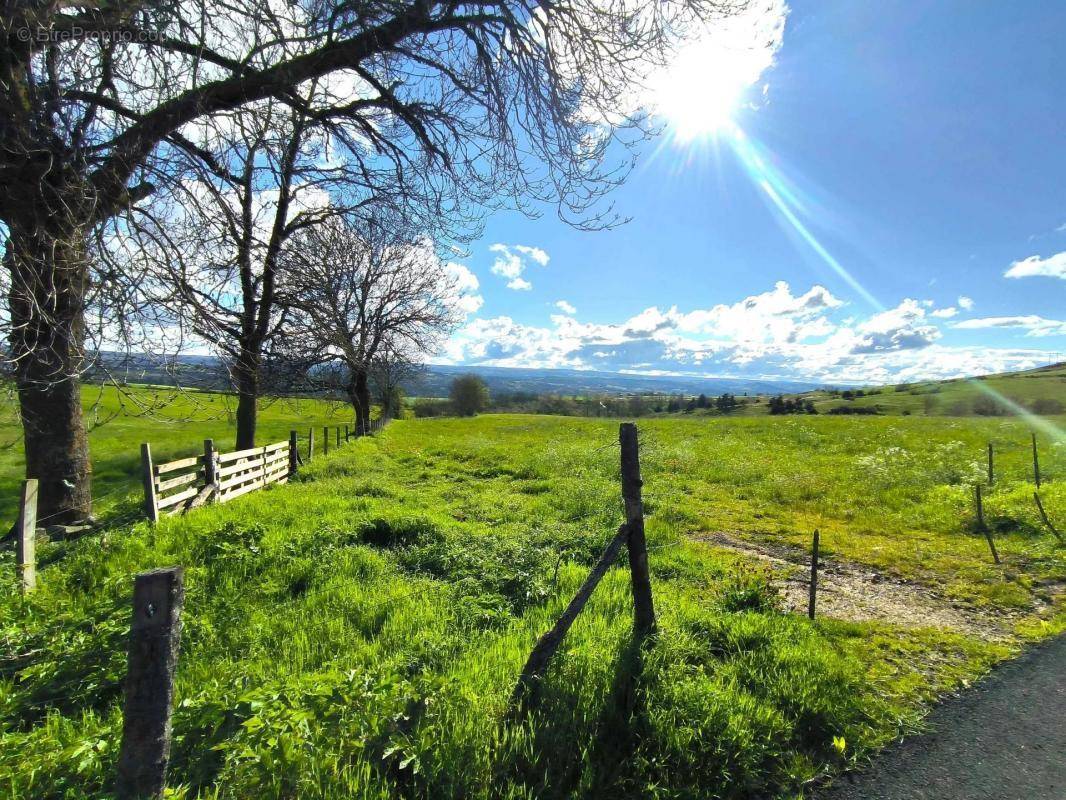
[348,368,372,436]
[233,346,260,450]
[6,220,93,524]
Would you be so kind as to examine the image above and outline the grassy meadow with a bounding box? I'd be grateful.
[0,384,351,523]
[1,385,1064,798]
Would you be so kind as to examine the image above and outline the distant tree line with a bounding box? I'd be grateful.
[413,389,751,419]
[768,395,817,415]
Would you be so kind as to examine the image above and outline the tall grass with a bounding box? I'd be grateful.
[3,411,1059,797]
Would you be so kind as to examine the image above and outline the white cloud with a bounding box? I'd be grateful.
[848,299,940,353]
[435,281,1061,383]
[443,262,483,316]
[958,296,974,310]
[953,316,1066,337]
[1004,252,1066,280]
[489,243,549,290]
[931,307,958,319]
[555,300,577,315]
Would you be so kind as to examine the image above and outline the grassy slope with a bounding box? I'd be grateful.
[720,363,1066,417]
[3,410,1064,798]
[0,385,351,523]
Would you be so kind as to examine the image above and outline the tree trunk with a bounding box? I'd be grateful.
[233,347,260,450]
[6,222,93,524]
[347,369,372,436]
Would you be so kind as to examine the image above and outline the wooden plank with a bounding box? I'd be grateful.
[216,459,261,479]
[16,479,38,593]
[218,472,258,493]
[155,455,201,475]
[141,444,158,523]
[218,446,264,464]
[263,465,288,485]
[263,440,289,453]
[156,486,198,509]
[219,478,265,502]
[155,471,201,493]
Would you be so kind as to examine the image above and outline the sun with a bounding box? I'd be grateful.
[647,5,785,143]
[651,42,753,140]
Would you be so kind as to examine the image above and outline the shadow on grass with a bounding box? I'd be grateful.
[498,633,653,799]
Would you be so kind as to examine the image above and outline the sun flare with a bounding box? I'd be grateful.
[648,3,786,142]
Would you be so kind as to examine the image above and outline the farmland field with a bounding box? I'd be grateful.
[1,393,1064,798]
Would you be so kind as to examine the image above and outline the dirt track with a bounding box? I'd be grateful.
[692,532,1013,640]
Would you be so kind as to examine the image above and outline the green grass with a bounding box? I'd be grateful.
[731,363,1066,418]
[2,400,1064,798]
[0,384,351,523]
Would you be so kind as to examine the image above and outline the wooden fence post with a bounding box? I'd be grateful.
[336,426,341,447]
[203,439,218,498]
[140,443,159,523]
[975,484,1000,564]
[345,424,350,442]
[987,443,994,486]
[307,427,314,462]
[619,422,656,636]
[16,479,38,593]
[808,529,819,620]
[323,426,329,455]
[1033,493,1063,543]
[289,430,299,476]
[115,567,184,800]
[1032,433,1041,488]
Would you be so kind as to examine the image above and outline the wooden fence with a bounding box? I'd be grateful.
[141,433,307,522]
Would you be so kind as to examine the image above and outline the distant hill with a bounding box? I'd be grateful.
[407,364,824,398]
[89,352,826,397]
[739,362,1066,418]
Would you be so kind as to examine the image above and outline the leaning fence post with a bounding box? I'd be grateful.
[115,567,184,800]
[16,479,38,593]
[808,529,819,620]
[140,443,159,523]
[1033,493,1063,543]
[323,425,329,455]
[509,525,628,717]
[975,484,1000,564]
[987,442,994,486]
[619,422,656,636]
[1032,433,1041,488]
[307,427,314,462]
[289,430,299,476]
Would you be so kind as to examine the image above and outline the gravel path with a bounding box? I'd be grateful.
[814,633,1066,800]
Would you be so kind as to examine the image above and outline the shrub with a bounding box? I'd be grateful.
[449,374,490,416]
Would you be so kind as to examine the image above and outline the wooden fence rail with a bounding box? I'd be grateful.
[142,435,299,521]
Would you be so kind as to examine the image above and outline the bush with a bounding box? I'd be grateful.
[449,374,490,416]
[1031,398,1064,415]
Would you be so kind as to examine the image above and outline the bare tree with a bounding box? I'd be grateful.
[2,0,739,521]
[288,216,463,434]
[370,342,423,423]
[124,86,358,449]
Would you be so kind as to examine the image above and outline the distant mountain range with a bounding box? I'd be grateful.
[407,364,824,397]
[90,352,825,397]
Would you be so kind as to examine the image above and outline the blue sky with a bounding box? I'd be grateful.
[439,0,1066,384]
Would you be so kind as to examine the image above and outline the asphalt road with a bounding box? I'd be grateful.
[815,634,1066,800]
